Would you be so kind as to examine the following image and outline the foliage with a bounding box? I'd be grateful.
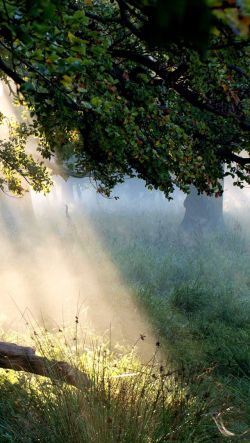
[129,1,250,45]
[0,0,250,196]
[0,112,53,195]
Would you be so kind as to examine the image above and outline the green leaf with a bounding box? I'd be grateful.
[73,10,88,23]
[43,3,56,18]
[20,82,34,92]
[71,45,86,55]
[91,96,102,107]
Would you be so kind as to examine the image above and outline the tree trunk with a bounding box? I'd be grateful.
[0,341,92,390]
[181,185,224,232]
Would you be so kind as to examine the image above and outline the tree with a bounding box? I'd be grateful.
[181,184,224,231]
[0,0,250,199]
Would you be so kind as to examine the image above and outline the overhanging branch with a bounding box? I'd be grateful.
[0,56,24,85]
[111,49,188,84]
[218,147,250,166]
[111,48,250,131]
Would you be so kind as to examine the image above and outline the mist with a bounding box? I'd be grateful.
[0,80,249,362]
[0,192,160,359]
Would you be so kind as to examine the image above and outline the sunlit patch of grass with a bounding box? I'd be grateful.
[0,325,242,442]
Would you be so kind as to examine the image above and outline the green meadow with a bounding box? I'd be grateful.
[0,206,249,442]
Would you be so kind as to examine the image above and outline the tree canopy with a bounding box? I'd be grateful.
[0,0,250,197]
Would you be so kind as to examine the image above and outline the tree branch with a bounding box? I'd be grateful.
[118,0,147,23]
[0,56,24,85]
[117,0,142,38]
[110,48,250,130]
[174,82,250,131]
[218,147,250,166]
[111,49,188,84]
[228,64,249,80]
[0,341,93,390]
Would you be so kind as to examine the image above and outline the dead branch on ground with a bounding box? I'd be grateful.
[0,341,92,390]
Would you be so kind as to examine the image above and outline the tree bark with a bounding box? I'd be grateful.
[0,341,92,390]
[181,185,224,232]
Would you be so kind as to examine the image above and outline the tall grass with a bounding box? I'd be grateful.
[86,207,250,436]
[88,209,250,369]
[0,206,249,441]
[0,325,242,442]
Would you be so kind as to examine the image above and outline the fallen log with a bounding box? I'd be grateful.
[0,341,92,390]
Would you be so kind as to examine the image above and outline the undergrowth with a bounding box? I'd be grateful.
[86,208,250,438]
[0,325,244,442]
[0,207,249,441]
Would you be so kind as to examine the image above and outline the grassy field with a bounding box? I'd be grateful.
[0,205,249,442]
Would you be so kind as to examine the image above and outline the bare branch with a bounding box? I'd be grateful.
[0,341,93,390]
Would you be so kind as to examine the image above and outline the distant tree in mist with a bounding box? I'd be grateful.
[0,0,250,200]
[181,184,224,231]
